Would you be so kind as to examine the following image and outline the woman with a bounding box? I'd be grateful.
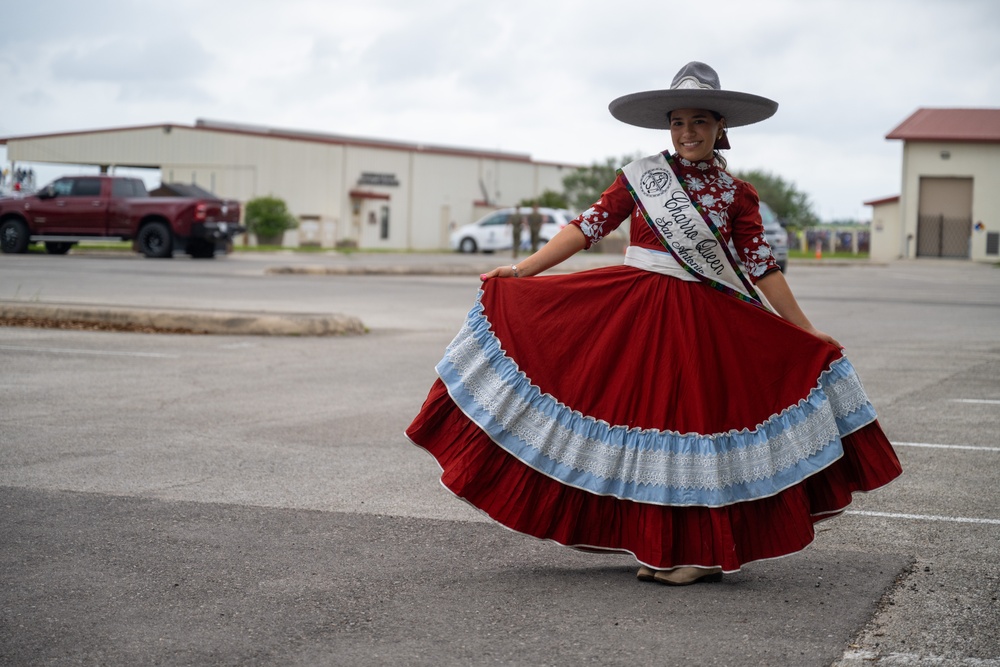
[406,62,901,586]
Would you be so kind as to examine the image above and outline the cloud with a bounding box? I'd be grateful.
[48,32,214,103]
[17,89,57,107]
[2,0,998,219]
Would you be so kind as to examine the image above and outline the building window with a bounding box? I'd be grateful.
[987,232,999,256]
[380,206,390,240]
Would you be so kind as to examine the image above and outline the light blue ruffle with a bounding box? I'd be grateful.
[437,294,878,507]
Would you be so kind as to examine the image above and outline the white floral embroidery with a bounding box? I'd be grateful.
[708,211,728,232]
[647,155,779,276]
[577,204,609,244]
[742,244,774,277]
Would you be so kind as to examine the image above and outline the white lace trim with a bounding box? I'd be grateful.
[443,318,872,493]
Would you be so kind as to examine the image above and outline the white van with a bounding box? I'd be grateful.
[450,207,575,253]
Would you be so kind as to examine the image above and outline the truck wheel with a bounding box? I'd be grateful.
[137,222,173,258]
[186,239,216,259]
[0,219,30,254]
[44,241,75,255]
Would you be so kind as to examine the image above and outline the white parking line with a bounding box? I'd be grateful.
[838,649,1000,666]
[894,442,1000,452]
[950,399,1000,405]
[846,510,1000,525]
[0,345,177,359]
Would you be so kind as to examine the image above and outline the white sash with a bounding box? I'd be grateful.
[623,246,699,282]
[624,246,775,312]
[619,153,766,309]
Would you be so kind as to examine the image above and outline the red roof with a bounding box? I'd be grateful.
[864,195,900,207]
[887,108,1000,143]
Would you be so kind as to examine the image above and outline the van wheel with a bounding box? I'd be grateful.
[459,237,478,253]
[137,222,173,258]
[0,219,29,254]
[44,241,75,255]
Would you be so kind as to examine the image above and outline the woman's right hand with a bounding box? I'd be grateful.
[478,225,587,282]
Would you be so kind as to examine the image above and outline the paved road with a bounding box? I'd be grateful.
[1,252,999,666]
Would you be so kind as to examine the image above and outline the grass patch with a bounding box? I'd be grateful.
[231,244,331,253]
[73,242,134,251]
[28,241,134,254]
[789,249,869,260]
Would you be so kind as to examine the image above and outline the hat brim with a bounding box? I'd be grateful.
[609,89,778,129]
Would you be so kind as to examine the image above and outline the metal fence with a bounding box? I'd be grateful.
[791,228,870,254]
[917,215,971,258]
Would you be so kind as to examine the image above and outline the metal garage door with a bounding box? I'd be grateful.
[916,177,973,258]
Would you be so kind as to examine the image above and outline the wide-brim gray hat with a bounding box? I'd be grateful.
[609,61,778,129]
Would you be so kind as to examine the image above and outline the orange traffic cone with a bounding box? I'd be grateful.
[815,240,822,260]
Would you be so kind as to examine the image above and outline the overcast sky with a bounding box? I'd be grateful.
[2,0,998,221]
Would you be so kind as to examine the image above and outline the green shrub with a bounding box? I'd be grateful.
[245,196,297,242]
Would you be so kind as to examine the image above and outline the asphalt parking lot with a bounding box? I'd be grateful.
[1,252,999,666]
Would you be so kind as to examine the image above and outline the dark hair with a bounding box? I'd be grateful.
[666,109,728,170]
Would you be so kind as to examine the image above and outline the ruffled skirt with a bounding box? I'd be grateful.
[406,265,901,571]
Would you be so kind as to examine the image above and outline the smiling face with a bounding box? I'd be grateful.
[669,108,724,162]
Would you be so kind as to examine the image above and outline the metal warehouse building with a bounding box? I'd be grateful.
[867,108,1000,263]
[0,119,577,250]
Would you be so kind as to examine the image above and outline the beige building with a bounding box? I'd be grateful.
[0,119,576,250]
[868,108,1000,262]
[865,195,901,262]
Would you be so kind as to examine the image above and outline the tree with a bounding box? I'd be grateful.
[518,189,569,209]
[244,195,298,244]
[731,169,819,230]
[562,153,642,210]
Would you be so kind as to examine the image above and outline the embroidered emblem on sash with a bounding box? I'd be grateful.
[620,153,768,310]
[640,169,673,197]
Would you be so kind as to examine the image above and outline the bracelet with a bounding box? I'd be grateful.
[511,265,520,278]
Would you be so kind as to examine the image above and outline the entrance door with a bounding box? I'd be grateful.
[359,201,391,247]
[916,177,973,258]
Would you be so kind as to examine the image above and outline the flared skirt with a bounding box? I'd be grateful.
[406,265,901,571]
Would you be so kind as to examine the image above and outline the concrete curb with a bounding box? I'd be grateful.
[0,302,366,336]
[263,258,621,276]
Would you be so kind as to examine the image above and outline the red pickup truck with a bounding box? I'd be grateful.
[0,175,243,258]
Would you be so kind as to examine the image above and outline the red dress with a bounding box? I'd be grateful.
[406,156,901,572]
